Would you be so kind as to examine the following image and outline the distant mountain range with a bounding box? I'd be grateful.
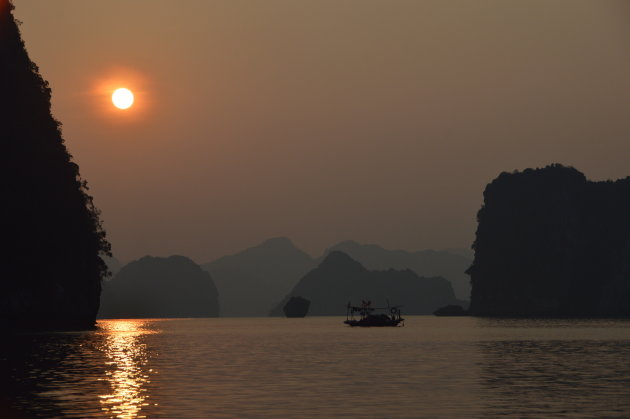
[201,237,472,316]
[270,251,462,316]
[201,238,315,317]
[442,248,474,260]
[99,255,219,318]
[100,238,472,318]
[319,240,472,300]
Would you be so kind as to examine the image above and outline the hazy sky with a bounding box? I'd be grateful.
[14,0,630,263]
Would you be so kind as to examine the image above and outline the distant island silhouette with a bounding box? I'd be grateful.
[202,237,471,316]
[468,164,630,317]
[99,256,219,318]
[203,237,315,317]
[0,2,110,330]
[320,240,472,301]
[283,296,310,318]
[270,251,463,316]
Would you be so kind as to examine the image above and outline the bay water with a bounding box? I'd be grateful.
[2,317,630,418]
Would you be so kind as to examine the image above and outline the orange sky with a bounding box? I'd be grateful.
[13,0,630,263]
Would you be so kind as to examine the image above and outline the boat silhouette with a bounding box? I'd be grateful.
[344,300,404,327]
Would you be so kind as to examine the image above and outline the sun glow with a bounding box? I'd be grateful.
[94,68,151,120]
[112,88,134,109]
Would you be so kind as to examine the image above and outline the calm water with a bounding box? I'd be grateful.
[2,317,630,418]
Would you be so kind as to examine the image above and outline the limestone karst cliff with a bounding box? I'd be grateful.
[468,164,630,316]
[0,1,110,330]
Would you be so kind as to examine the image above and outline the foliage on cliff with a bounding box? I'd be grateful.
[0,1,111,329]
[468,164,630,316]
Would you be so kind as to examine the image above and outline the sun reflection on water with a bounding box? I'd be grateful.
[97,320,157,418]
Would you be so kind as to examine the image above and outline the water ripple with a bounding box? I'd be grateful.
[1,317,630,418]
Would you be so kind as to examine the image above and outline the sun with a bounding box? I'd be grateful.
[112,88,134,109]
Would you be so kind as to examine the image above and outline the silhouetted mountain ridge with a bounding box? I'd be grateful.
[202,237,316,317]
[202,237,472,316]
[99,255,218,318]
[271,251,461,316]
[316,249,366,272]
[321,240,472,300]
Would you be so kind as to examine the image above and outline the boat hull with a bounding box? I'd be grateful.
[344,318,403,327]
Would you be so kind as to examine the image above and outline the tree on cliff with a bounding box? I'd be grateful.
[467,164,630,316]
[0,1,111,329]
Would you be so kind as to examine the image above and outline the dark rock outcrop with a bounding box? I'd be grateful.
[99,256,219,318]
[468,164,630,317]
[203,237,315,317]
[321,240,472,301]
[0,1,110,331]
[283,296,310,318]
[271,251,461,316]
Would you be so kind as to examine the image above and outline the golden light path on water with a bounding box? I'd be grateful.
[96,320,156,418]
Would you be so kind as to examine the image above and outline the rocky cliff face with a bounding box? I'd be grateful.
[99,256,219,318]
[0,1,110,330]
[271,251,460,316]
[468,164,630,316]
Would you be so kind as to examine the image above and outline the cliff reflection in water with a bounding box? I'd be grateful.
[97,320,156,418]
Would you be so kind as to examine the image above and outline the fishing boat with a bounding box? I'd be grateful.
[344,300,404,327]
